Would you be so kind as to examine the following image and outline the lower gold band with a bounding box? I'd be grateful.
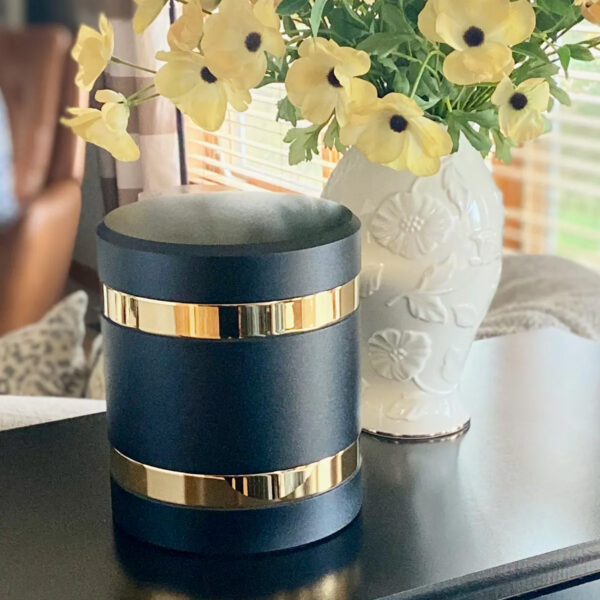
[102,278,358,340]
[110,442,360,509]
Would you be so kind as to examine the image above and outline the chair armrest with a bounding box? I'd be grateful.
[0,178,82,334]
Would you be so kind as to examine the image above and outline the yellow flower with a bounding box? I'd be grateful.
[340,93,453,176]
[580,0,600,24]
[133,0,167,34]
[201,0,285,89]
[285,37,372,125]
[418,0,535,85]
[167,0,205,51]
[71,13,114,91]
[155,51,251,131]
[491,77,550,143]
[61,90,140,161]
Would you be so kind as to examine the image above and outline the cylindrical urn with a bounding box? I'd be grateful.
[97,192,362,554]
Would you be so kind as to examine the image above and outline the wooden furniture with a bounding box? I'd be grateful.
[2,329,600,599]
[0,25,86,335]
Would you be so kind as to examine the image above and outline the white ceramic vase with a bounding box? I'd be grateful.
[322,141,504,439]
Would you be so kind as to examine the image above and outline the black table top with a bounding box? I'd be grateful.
[3,329,600,600]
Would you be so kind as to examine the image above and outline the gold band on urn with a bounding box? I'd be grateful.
[102,278,359,340]
[110,442,360,509]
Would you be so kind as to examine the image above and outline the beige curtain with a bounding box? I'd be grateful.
[99,0,180,212]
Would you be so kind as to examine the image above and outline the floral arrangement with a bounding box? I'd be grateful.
[63,0,600,176]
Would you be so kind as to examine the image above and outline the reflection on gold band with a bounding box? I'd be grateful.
[102,278,358,340]
[111,442,360,509]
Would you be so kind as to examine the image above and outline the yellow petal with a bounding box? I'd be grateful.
[418,0,443,43]
[253,0,280,29]
[398,130,442,177]
[435,0,510,36]
[443,43,514,85]
[102,102,130,132]
[95,89,126,104]
[410,116,453,158]
[583,4,600,24]
[336,78,378,126]
[499,105,546,143]
[133,0,167,34]
[167,0,205,51]
[62,105,139,161]
[489,0,536,45]
[491,76,515,106]
[381,93,424,120]
[519,78,550,112]
[262,27,286,58]
[155,51,233,131]
[71,14,114,91]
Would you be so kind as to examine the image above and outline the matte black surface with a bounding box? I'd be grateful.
[97,194,361,303]
[112,470,362,555]
[3,329,600,599]
[103,313,360,473]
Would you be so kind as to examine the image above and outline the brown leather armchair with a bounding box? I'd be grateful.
[0,25,87,335]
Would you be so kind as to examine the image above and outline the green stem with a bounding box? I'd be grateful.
[128,84,155,102]
[130,93,160,106]
[111,57,156,74]
[409,50,438,98]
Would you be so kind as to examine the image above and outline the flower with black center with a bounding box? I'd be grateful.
[576,0,600,24]
[418,0,535,85]
[340,93,453,177]
[491,77,550,143]
[285,37,373,125]
[155,50,251,131]
[201,0,285,90]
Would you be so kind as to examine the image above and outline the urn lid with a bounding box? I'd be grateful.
[97,192,361,303]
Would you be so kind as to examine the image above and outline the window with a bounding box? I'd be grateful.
[186,24,600,268]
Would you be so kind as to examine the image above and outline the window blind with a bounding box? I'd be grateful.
[186,24,600,268]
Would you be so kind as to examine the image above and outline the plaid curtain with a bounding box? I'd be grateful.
[99,0,181,212]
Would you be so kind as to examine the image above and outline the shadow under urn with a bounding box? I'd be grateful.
[97,192,362,554]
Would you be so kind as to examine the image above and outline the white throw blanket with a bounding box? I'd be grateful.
[479,255,600,341]
[0,396,105,431]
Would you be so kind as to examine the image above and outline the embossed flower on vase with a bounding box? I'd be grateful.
[368,329,432,382]
[369,192,453,259]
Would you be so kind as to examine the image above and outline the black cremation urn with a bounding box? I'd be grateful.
[97,192,362,554]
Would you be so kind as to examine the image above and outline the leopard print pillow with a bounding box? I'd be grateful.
[0,292,90,397]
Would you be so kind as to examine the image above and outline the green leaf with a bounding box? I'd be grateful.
[512,41,549,62]
[549,83,571,106]
[538,0,575,16]
[357,32,408,56]
[323,118,346,153]
[277,0,309,15]
[310,0,328,37]
[284,124,324,165]
[276,96,301,126]
[558,46,571,74]
[566,44,595,61]
[492,129,514,164]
